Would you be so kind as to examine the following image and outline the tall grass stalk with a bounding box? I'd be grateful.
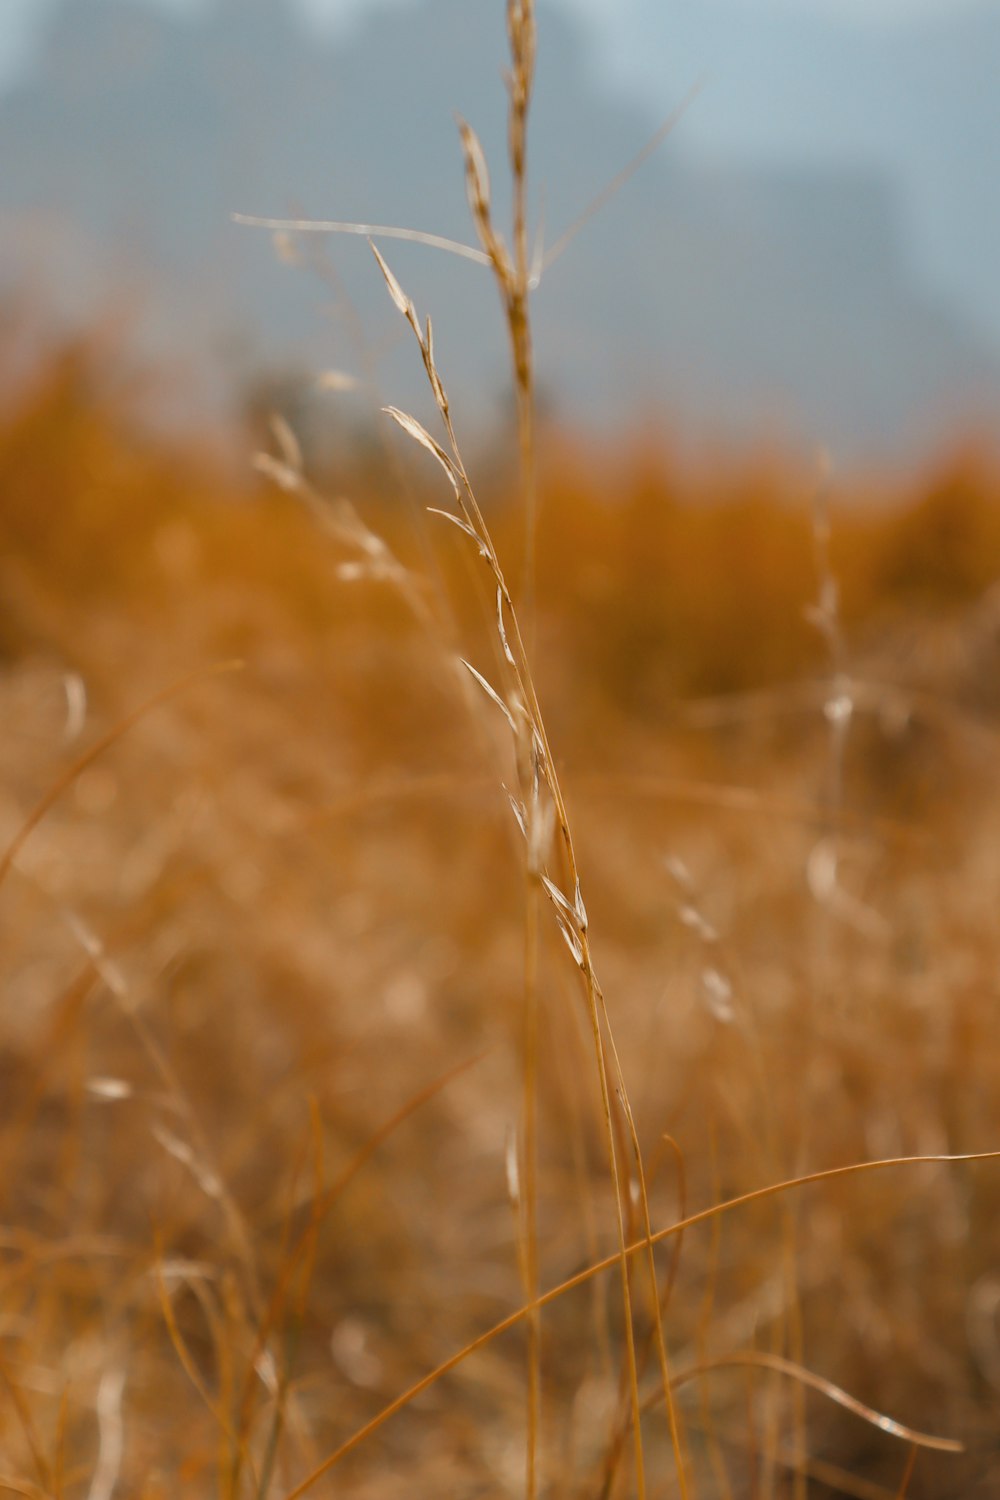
[244,4,694,1490]
[367,1,692,1474]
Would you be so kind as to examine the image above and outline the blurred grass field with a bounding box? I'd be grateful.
[5,16,1000,1494]
[2,326,1000,1497]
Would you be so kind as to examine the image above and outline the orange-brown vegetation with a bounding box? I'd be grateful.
[2,336,1000,1497]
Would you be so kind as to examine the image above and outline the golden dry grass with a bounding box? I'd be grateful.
[3,325,1000,1498]
[4,4,1000,1494]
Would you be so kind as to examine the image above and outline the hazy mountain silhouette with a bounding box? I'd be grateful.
[607,0,1000,353]
[1,0,997,461]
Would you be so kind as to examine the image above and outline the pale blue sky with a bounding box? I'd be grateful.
[0,0,976,87]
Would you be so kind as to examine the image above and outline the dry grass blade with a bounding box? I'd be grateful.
[662,1353,963,1456]
[0,661,244,894]
[231,212,492,267]
[279,1150,999,1496]
[0,1358,51,1493]
[154,1252,251,1471]
[270,412,303,473]
[87,1369,126,1500]
[0,1479,50,1499]
[457,118,505,272]
[541,84,704,275]
[368,240,422,336]
[895,1445,918,1498]
[459,658,518,733]
[383,406,460,497]
[266,1051,488,1238]
[61,672,87,743]
[426,506,487,556]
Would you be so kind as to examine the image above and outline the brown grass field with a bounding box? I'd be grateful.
[3,6,1000,1496]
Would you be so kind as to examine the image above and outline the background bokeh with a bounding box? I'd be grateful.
[2,4,1000,1496]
